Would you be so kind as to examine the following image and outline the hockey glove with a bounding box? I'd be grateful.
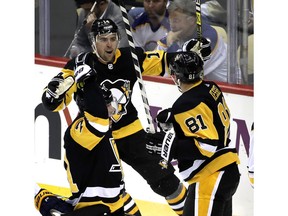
[156,108,173,132]
[74,64,97,89]
[146,131,165,155]
[182,37,211,61]
[101,85,113,104]
[46,73,74,100]
[146,130,176,168]
[34,189,73,216]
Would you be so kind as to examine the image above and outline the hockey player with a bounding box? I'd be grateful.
[38,18,188,215]
[146,51,241,216]
[35,64,125,215]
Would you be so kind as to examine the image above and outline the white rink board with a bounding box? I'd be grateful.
[34,64,254,216]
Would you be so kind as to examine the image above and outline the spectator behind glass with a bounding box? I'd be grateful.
[156,0,238,82]
[131,0,170,51]
[201,0,254,35]
[68,0,133,58]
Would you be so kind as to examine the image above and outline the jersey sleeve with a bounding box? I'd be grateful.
[141,50,167,76]
[68,80,110,151]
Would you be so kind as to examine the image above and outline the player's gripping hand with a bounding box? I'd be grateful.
[156,108,173,132]
[101,85,113,104]
[101,85,119,117]
[46,73,74,100]
[146,130,176,169]
[74,64,97,89]
[145,131,165,155]
[145,130,175,161]
[34,189,73,216]
[182,37,211,61]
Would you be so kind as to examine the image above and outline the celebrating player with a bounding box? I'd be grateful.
[146,51,241,216]
[35,64,125,216]
[37,18,188,216]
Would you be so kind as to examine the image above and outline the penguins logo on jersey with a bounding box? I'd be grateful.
[109,138,122,173]
[101,79,131,123]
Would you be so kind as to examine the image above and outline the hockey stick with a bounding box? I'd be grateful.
[64,1,98,58]
[194,0,212,64]
[195,0,202,47]
[116,0,156,133]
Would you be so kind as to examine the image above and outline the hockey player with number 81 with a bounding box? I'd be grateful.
[146,51,241,216]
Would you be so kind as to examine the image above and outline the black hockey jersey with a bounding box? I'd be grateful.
[44,47,168,140]
[62,81,124,212]
[171,80,240,185]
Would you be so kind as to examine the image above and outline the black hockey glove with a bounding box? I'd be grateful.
[101,85,119,117]
[34,189,73,216]
[146,130,176,168]
[46,73,74,100]
[74,64,97,89]
[146,131,165,155]
[101,85,113,104]
[156,108,173,132]
[182,37,211,61]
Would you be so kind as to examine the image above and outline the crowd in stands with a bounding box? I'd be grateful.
[63,0,253,84]
[35,0,253,84]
